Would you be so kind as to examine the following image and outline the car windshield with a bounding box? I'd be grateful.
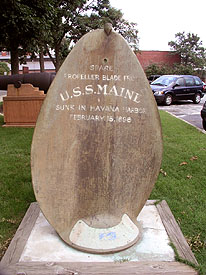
[151,76,177,86]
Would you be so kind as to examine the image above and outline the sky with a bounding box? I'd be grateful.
[109,0,206,51]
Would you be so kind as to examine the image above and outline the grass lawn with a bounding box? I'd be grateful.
[0,111,206,273]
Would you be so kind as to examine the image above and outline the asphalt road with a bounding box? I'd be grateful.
[158,94,206,132]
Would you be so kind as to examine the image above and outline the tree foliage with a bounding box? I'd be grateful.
[0,0,54,74]
[145,64,171,78]
[145,32,206,79]
[43,0,139,71]
[0,0,139,73]
[168,32,206,70]
[145,63,195,78]
[0,62,10,75]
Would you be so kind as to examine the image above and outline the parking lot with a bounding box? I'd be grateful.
[158,94,206,131]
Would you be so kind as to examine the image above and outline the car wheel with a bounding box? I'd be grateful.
[164,94,173,106]
[203,120,206,131]
[193,93,201,104]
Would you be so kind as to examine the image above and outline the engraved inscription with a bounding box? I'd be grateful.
[59,84,140,104]
[56,63,145,123]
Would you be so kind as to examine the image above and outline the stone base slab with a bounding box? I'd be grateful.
[0,200,198,274]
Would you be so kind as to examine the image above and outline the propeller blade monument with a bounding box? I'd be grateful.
[31,23,163,254]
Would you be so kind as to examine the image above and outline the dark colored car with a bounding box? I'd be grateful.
[201,101,206,130]
[150,75,204,106]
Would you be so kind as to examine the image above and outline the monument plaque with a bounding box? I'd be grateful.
[31,24,163,253]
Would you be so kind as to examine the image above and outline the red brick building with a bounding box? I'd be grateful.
[136,50,181,70]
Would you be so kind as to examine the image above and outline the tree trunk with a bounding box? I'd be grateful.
[39,48,45,72]
[45,45,56,69]
[55,44,61,72]
[10,47,19,74]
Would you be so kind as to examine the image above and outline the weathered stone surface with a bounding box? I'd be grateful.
[31,27,163,253]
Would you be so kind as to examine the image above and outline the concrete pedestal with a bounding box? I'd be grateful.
[0,200,198,274]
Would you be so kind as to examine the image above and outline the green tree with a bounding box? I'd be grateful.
[0,62,10,75]
[43,0,139,71]
[168,32,206,71]
[0,0,55,74]
[0,0,139,74]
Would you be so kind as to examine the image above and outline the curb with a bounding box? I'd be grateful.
[163,110,206,134]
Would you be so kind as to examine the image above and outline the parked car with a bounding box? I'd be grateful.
[150,75,204,106]
[201,101,206,130]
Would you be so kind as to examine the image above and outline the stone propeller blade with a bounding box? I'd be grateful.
[31,26,163,253]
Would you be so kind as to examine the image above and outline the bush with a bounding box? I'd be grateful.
[0,62,10,75]
[145,63,202,79]
[145,63,173,78]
